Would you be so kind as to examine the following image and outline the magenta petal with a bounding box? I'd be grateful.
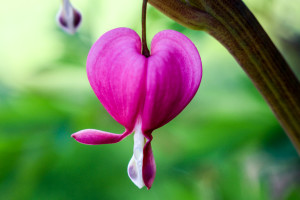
[87,28,147,131]
[142,139,156,189]
[71,129,131,145]
[142,30,202,132]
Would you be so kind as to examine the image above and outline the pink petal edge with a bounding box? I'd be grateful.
[142,136,156,189]
[71,129,132,145]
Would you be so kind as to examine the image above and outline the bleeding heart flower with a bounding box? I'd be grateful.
[57,0,81,34]
[72,28,202,189]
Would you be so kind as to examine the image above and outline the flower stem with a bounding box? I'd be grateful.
[142,0,150,57]
[148,0,300,154]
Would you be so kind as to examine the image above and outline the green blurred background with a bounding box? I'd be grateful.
[0,0,300,199]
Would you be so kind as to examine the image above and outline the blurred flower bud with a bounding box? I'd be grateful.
[57,0,81,34]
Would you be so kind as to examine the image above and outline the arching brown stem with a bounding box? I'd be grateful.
[148,0,300,154]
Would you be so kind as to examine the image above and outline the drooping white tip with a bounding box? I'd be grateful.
[127,122,145,189]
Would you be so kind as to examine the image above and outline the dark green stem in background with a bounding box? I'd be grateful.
[142,0,150,57]
[149,0,300,154]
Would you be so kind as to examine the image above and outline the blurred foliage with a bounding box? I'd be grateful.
[0,0,300,200]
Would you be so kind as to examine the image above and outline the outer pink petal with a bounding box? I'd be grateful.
[142,137,156,189]
[71,129,132,145]
[87,28,147,131]
[142,30,202,133]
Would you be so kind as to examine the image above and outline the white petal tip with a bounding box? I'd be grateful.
[128,155,145,189]
[127,124,147,189]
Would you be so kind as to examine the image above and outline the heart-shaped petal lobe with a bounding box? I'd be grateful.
[87,28,147,132]
[142,30,202,133]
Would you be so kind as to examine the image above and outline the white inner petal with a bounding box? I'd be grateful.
[127,122,145,189]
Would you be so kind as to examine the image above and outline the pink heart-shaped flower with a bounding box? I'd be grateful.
[72,27,202,189]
